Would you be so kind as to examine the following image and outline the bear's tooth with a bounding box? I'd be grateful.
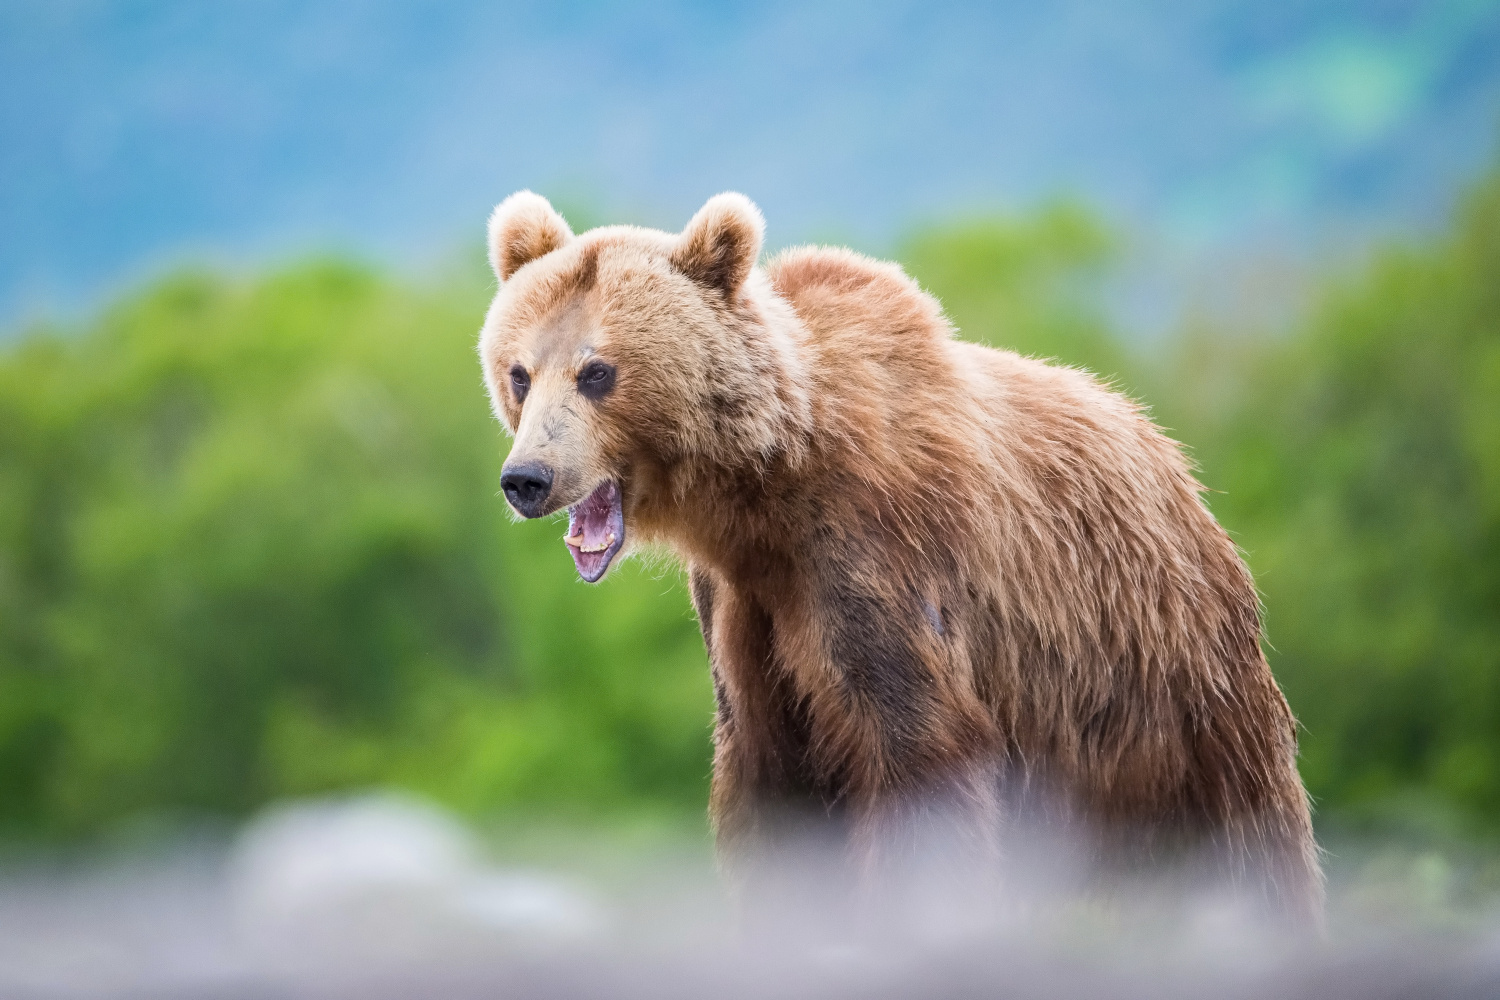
[570,532,617,554]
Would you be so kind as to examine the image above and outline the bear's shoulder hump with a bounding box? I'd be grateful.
[765,246,952,345]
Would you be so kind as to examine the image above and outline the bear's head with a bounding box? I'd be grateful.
[478,191,810,582]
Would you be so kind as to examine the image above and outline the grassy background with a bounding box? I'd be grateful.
[0,162,1496,844]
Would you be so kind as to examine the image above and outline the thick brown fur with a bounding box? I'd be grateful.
[478,191,1324,927]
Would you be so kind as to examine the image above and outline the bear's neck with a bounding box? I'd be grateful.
[647,273,829,578]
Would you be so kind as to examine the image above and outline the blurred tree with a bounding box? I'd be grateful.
[901,200,1132,384]
[1169,166,1500,833]
[0,260,712,834]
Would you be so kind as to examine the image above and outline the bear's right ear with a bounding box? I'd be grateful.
[488,191,573,281]
[672,192,765,299]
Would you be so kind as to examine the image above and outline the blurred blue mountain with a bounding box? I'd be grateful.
[3,0,1498,322]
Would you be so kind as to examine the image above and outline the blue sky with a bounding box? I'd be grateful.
[3,0,1498,323]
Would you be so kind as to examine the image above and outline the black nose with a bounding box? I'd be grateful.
[501,462,554,517]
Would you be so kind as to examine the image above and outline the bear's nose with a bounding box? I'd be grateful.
[501,462,554,517]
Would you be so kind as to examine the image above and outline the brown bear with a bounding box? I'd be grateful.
[477,191,1323,926]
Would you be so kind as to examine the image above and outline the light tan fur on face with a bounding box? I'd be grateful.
[476,192,1324,927]
[479,194,813,526]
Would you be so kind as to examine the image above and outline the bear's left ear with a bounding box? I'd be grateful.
[672,192,765,299]
[488,191,573,281]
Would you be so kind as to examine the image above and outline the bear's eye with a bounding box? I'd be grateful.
[509,364,530,403]
[577,360,616,399]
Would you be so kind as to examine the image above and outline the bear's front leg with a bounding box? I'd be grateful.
[692,562,1003,924]
[800,572,1005,916]
[689,569,837,869]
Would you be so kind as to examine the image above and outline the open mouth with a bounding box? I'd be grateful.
[564,480,625,583]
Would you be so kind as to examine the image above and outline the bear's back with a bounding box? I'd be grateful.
[759,244,1317,925]
[766,244,1143,441]
[766,246,954,357]
[764,245,1190,507]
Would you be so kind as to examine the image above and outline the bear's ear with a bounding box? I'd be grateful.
[487,191,573,281]
[672,192,765,298]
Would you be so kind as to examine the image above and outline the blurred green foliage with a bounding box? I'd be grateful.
[902,199,1126,377]
[1161,166,1500,833]
[0,167,1496,839]
[0,262,712,835]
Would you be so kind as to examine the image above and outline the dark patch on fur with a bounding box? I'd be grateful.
[712,669,733,729]
[571,244,600,294]
[822,572,935,751]
[769,681,836,810]
[733,594,844,818]
[689,569,731,727]
[690,569,716,647]
[708,391,748,419]
[1079,695,1129,778]
[704,390,751,440]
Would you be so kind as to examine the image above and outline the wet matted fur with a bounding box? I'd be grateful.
[477,191,1323,927]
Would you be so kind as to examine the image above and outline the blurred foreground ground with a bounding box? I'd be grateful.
[2,793,1499,1000]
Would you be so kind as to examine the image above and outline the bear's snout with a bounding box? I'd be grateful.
[501,461,554,517]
